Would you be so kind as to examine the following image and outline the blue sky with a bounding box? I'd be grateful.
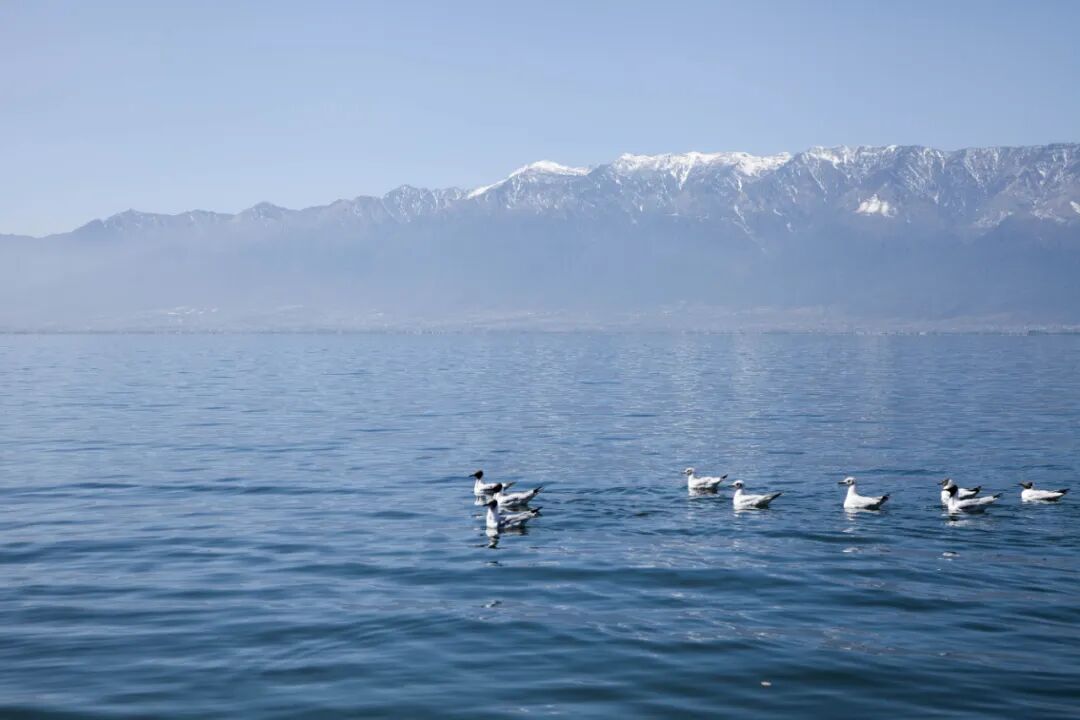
[2,0,1078,236]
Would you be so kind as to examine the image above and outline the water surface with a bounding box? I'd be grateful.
[1,333,1078,718]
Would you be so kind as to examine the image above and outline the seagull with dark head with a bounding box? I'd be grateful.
[944,483,1002,514]
[940,478,981,505]
[1020,481,1069,503]
[484,498,541,531]
[470,470,515,496]
[494,484,543,508]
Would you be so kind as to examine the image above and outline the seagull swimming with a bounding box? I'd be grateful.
[839,476,890,510]
[484,498,541,531]
[684,467,727,492]
[944,483,1002,514]
[494,485,543,508]
[940,478,981,505]
[1019,481,1069,503]
[469,470,515,495]
[731,479,782,510]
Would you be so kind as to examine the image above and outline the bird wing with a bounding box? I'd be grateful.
[498,488,539,505]
[871,494,889,507]
[501,509,537,525]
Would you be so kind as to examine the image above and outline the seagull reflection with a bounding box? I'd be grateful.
[484,525,529,549]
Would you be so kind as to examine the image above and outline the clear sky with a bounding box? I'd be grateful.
[2,0,1078,236]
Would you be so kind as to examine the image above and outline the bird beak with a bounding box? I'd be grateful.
[837,480,847,485]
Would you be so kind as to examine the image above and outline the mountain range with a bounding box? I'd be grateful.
[2,144,1079,331]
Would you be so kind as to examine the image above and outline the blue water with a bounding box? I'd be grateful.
[1,333,1079,719]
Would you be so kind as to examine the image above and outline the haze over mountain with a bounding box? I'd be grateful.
[3,143,1079,331]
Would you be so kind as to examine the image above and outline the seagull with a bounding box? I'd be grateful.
[731,479,782,510]
[484,498,541,531]
[494,485,543,508]
[944,483,1002,514]
[469,470,515,495]
[940,478,981,505]
[839,476,890,510]
[684,467,727,492]
[1020,481,1069,503]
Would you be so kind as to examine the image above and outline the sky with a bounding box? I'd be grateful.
[1,0,1078,236]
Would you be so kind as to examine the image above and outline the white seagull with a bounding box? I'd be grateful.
[684,467,727,492]
[1019,481,1069,503]
[944,483,1002,514]
[495,485,543,508]
[940,478,981,505]
[469,470,515,495]
[731,479,782,510]
[484,498,541,531]
[839,476,890,510]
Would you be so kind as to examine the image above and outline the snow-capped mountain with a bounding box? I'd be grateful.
[41,143,1080,236]
[2,144,1078,330]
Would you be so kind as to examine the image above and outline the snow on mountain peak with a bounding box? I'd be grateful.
[466,183,498,199]
[509,160,589,177]
[856,194,897,217]
[805,146,858,166]
[467,151,796,200]
[467,160,588,199]
[804,145,907,167]
[612,151,791,185]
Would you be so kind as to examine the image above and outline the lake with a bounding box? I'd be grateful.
[1,332,1078,718]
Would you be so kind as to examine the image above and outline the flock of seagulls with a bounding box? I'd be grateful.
[471,470,544,532]
[689,470,1067,514]
[468,467,1069,536]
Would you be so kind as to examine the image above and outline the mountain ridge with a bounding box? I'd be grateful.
[11,143,1079,239]
[2,143,1078,331]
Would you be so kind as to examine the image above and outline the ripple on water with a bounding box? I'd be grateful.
[1,333,1079,719]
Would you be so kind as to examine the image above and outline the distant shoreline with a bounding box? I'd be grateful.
[3,328,1080,336]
